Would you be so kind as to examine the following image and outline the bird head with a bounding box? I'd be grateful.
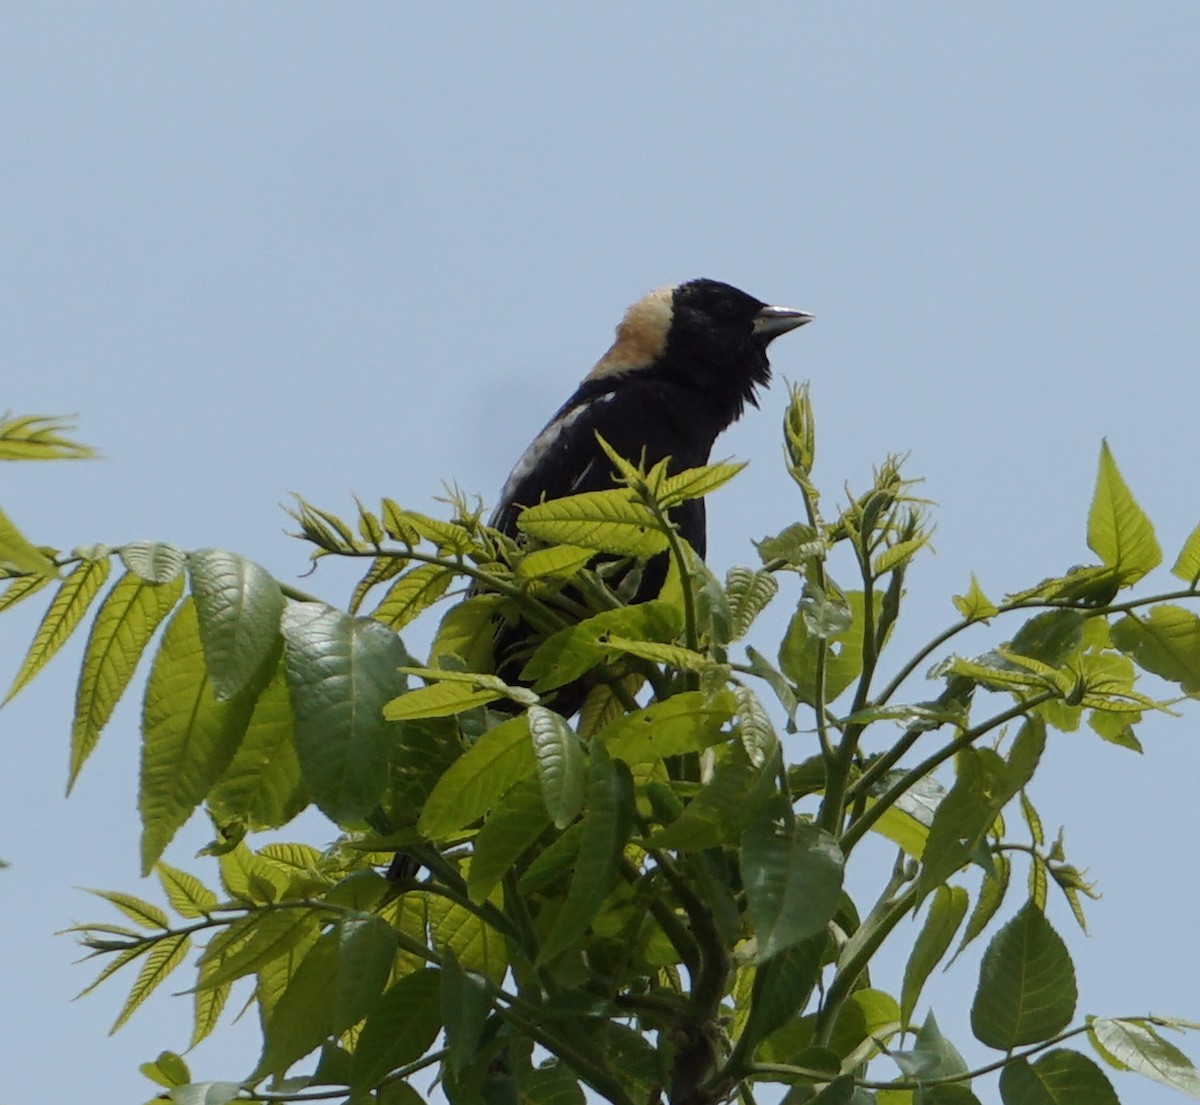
[589,278,811,425]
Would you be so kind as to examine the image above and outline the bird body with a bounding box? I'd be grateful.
[487,278,811,711]
[490,279,811,551]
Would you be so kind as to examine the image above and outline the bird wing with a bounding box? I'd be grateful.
[490,376,714,543]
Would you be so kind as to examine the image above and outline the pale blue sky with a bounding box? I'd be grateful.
[3,6,1199,1102]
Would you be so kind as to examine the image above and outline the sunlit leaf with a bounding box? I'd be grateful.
[0,504,57,578]
[518,488,669,558]
[5,557,110,703]
[1087,440,1161,584]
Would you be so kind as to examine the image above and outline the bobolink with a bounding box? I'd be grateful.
[490,278,811,712]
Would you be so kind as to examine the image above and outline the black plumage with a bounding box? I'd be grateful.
[488,278,811,712]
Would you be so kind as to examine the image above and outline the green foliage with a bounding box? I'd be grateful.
[6,400,1200,1105]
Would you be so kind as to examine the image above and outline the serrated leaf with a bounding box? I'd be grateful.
[0,412,95,460]
[1087,440,1161,584]
[998,1049,1119,1105]
[516,544,594,579]
[372,563,454,630]
[429,886,508,983]
[69,570,184,792]
[156,863,217,919]
[0,572,52,612]
[187,549,285,700]
[735,685,778,768]
[110,932,191,1033]
[522,600,681,692]
[537,742,634,964]
[383,678,511,720]
[599,690,735,764]
[440,950,495,1075]
[120,541,186,584]
[467,780,550,903]
[335,915,396,1032]
[726,567,779,641]
[952,574,998,621]
[207,655,305,830]
[656,460,746,508]
[741,815,844,962]
[348,554,408,615]
[529,705,585,829]
[1111,605,1200,695]
[349,970,442,1096]
[873,534,930,576]
[197,909,320,994]
[971,900,1077,1049]
[139,600,268,873]
[953,854,1010,962]
[429,593,503,672]
[779,589,876,705]
[518,488,669,558]
[88,889,170,929]
[255,933,338,1079]
[389,509,474,554]
[191,979,231,1049]
[1171,522,1200,585]
[901,885,968,1025]
[418,714,531,838]
[5,557,110,703]
[1089,1018,1200,1098]
[281,603,408,825]
[0,503,57,577]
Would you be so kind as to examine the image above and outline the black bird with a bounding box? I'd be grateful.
[489,278,812,711]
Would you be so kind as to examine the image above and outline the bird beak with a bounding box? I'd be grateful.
[752,304,813,343]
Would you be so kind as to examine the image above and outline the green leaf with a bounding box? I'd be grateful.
[255,933,338,1079]
[893,1011,968,1082]
[529,705,585,829]
[155,862,217,919]
[656,460,747,508]
[522,600,681,692]
[139,599,268,873]
[187,549,284,701]
[779,589,876,705]
[726,567,779,641]
[429,593,503,671]
[952,574,997,621]
[138,1050,190,1088]
[735,685,778,769]
[998,1049,1120,1105]
[120,541,186,584]
[207,655,305,830]
[736,935,825,1052]
[335,915,396,1032]
[0,412,95,460]
[5,556,110,703]
[648,742,767,852]
[971,900,1077,1049]
[599,690,735,764]
[281,602,408,825]
[418,714,532,838]
[196,908,320,992]
[372,563,455,630]
[953,854,1010,962]
[1171,522,1200,585]
[110,932,191,1033]
[191,980,231,1049]
[0,572,52,613]
[441,951,494,1075]
[902,885,969,1025]
[384,678,510,719]
[348,553,407,615]
[1087,440,1161,584]
[741,815,844,961]
[0,504,57,577]
[537,742,635,964]
[428,886,509,983]
[516,544,595,579]
[88,888,170,929]
[518,488,669,557]
[1089,1017,1200,1098]
[467,779,550,903]
[828,988,902,1063]
[521,1062,586,1105]
[349,970,442,1096]
[1111,605,1200,694]
[68,570,183,792]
